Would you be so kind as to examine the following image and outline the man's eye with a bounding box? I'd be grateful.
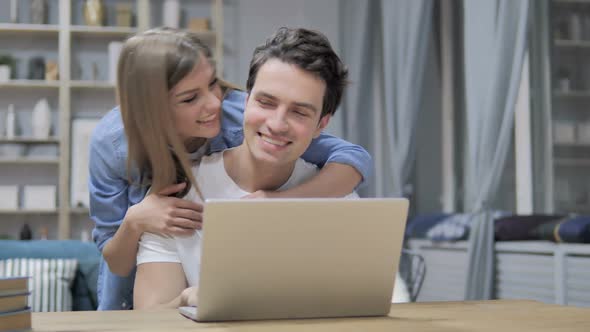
[293,110,308,117]
[258,99,274,107]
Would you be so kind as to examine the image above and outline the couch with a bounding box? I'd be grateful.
[0,240,101,311]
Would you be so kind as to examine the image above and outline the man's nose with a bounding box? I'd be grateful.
[267,108,289,133]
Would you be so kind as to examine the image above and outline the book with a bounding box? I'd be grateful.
[0,277,28,297]
[0,308,31,331]
[0,292,29,313]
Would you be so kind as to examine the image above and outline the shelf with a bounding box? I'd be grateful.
[70,25,137,37]
[555,203,590,213]
[0,158,59,165]
[0,209,58,215]
[555,158,590,166]
[0,137,59,144]
[70,80,115,89]
[0,23,59,36]
[0,1,223,240]
[553,90,590,98]
[70,207,89,215]
[190,30,217,43]
[553,0,590,4]
[554,142,590,148]
[0,80,60,89]
[554,39,590,48]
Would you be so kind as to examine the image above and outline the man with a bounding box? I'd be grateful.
[132,27,360,309]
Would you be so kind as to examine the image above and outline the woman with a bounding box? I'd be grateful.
[89,27,373,310]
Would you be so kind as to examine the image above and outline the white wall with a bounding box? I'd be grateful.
[222,0,341,86]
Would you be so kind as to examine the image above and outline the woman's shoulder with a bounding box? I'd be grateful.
[221,90,247,120]
[90,107,128,161]
[92,107,125,143]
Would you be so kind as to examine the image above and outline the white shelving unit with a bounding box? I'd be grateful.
[548,0,590,214]
[0,0,224,239]
[408,239,590,307]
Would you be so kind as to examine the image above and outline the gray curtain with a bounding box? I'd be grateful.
[529,0,554,213]
[462,0,529,300]
[339,0,433,198]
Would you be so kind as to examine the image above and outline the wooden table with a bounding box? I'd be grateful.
[33,300,590,332]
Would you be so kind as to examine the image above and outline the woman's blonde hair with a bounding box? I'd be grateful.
[117,27,235,198]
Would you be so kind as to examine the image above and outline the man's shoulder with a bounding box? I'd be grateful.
[199,151,224,168]
[294,158,320,174]
[279,159,319,191]
[194,151,226,186]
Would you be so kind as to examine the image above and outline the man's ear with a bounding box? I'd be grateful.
[313,115,331,138]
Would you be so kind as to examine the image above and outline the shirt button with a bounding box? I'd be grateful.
[122,301,128,309]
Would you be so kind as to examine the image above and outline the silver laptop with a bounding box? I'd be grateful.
[179,198,408,322]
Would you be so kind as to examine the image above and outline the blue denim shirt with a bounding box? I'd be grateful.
[89,90,372,310]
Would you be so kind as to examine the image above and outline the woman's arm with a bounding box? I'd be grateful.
[89,120,202,277]
[300,131,372,187]
[221,90,372,197]
[102,184,203,276]
[277,133,371,197]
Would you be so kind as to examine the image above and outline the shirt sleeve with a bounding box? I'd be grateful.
[88,114,130,251]
[301,132,373,187]
[137,232,181,265]
[344,191,360,199]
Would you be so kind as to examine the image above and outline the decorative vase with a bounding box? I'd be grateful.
[83,0,104,27]
[163,0,180,28]
[31,0,47,25]
[5,104,16,139]
[10,0,18,23]
[108,41,123,83]
[116,4,133,27]
[28,57,45,80]
[32,98,51,139]
[0,65,10,82]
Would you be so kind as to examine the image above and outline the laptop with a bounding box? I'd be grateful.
[179,198,409,322]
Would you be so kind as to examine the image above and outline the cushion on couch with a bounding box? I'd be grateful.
[0,258,77,312]
[0,240,101,311]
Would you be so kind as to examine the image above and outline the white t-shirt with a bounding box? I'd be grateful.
[137,151,358,287]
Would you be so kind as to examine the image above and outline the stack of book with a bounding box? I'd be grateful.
[0,276,31,331]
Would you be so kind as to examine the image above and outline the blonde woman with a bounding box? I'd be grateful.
[89,27,373,310]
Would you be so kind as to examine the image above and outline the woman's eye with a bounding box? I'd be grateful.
[209,78,218,89]
[182,95,197,103]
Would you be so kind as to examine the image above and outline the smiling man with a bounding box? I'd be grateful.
[132,27,358,309]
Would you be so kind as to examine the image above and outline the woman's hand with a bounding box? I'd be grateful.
[180,286,199,307]
[126,182,203,236]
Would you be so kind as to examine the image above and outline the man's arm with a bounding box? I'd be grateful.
[133,232,189,309]
[134,262,188,309]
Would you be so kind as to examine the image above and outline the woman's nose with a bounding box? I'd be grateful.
[205,90,221,112]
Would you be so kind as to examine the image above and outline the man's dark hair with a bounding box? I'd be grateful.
[246,27,349,118]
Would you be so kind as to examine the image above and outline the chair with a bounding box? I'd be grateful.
[399,249,426,302]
